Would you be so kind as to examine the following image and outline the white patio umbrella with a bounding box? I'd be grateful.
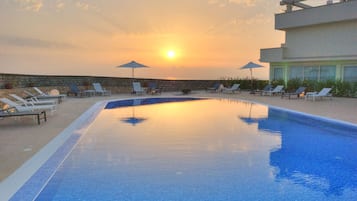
[240,61,264,93]
[117,60,149,79]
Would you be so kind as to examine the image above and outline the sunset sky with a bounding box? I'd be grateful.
[0,0,327,80]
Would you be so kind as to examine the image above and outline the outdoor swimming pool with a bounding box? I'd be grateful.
[11,97,357,200]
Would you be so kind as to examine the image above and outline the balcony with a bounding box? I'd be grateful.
[260,48,284,62]
[275,0,357,30]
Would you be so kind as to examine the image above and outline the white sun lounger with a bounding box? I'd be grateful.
[0,98,56,114]
[222,84,240,93]
[132,82,145,95]
[0,107,47,125]
[10,94,57,106]
[92,83,111,96]
[262,85,284,96]
[305,88,332,101]
[32,87,66,103]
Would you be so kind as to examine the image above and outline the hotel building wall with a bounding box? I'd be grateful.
[260,1,357,84]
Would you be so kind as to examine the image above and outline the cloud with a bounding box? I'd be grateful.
[208,0,257,7]
[56,0,65,11]
[0,35,76,49]
[206,13,271,35]
[229,0,257,6]
[75,0,100,12]
[13,0,43,12]
[76,1,89,10]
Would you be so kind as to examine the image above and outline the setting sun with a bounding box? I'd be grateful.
[167,50,176,59]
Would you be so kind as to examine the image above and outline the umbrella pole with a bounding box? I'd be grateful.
[250,69,255,94]
[131,69,135,94]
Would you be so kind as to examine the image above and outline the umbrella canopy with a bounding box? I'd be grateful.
[240,61,263,70]
[240,61,264,93]
[117,60,149,79]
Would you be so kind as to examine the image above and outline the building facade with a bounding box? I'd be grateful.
[260,0,357,84]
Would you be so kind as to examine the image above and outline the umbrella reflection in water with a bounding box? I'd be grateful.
[120,99,147,126]
[238,102,266,125]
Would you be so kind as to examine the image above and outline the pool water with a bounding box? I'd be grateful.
[25,98,357,200]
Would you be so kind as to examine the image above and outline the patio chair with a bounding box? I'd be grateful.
[68,83,85,97]
[262,85,284,96]
[0,98,56,114]
[0,107,47,125]
[9,94,57,106]
[305,88,332,101]
[281,87,306,99]
[147,82,161,95]
[92,83,111,96]
[132,82,145,95]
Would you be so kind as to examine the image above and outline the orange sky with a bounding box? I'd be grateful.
[0,1,328,80]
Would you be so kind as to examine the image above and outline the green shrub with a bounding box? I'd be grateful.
[287,78,302,92]
[333,80,351,97]
[271,79,284,87]
[351,82,357,97]
[220,77,269,90]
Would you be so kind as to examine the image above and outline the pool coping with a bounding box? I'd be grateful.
[0,101,106,200]
[3,96,357,200]
[237,97,357,130]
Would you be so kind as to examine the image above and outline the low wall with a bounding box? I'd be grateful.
[0,73,218,95]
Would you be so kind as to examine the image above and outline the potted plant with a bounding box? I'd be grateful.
[181,89,191,95]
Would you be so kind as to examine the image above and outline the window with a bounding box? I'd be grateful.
[344,66,357,82]
[289,66,303,80]
[320,66,336,81]
[304,66,318,80]
[273,67,284,80]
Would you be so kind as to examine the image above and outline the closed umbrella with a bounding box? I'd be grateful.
[240,62,264,93]
[117,60,148,79]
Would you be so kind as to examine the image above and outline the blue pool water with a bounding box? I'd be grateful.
[13,98,357,200]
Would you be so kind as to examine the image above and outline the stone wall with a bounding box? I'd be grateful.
[0,73,219,95]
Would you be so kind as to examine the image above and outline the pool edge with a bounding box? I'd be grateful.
[0,101,106,201]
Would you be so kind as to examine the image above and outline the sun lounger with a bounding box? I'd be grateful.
[24,90,60,104]
[67,84,94,97]
[31,87,66,103]
[262,85,284,96]
[281,87,306,99]
[0,108,46,125]
[132,82,145,95]
[0,98,56,114]
[9,94,57,106]
[24,90,59,104]
[255,84,272,95]
[92,83,111,96]
[305,88,332,101]
[222,84,240,93]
